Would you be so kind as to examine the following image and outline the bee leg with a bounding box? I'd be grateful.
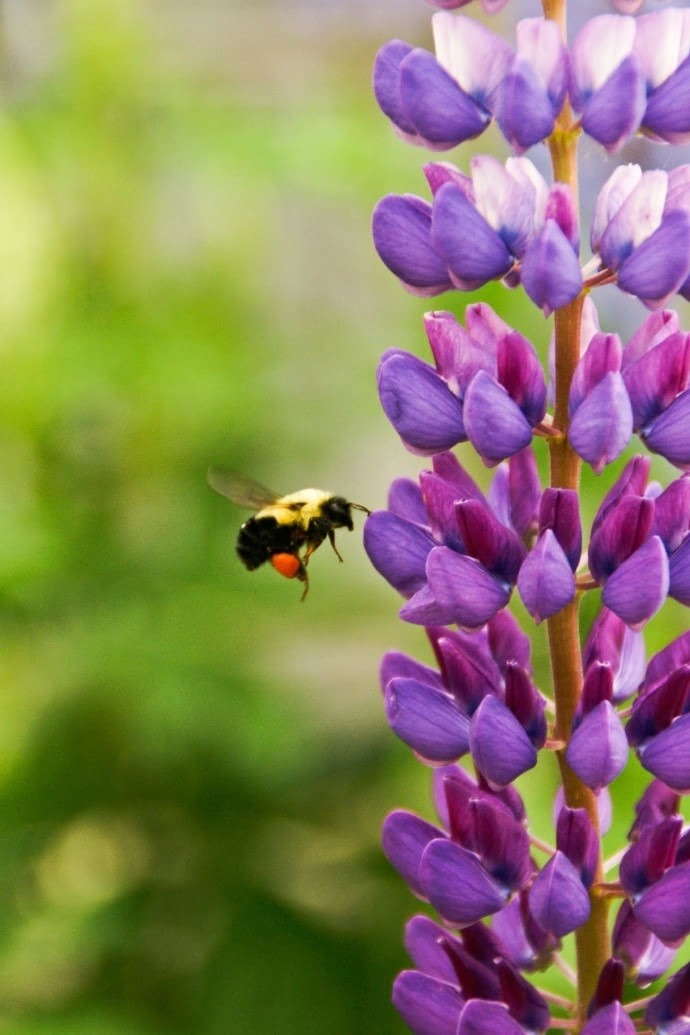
[328,529,344,563]
[299,565,310,601]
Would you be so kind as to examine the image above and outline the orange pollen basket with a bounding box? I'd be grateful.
[271,553,301,579]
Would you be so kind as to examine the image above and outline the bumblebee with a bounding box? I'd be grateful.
[207,469,370,598]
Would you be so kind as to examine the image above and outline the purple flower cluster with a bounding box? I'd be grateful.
[367,0,690,1031]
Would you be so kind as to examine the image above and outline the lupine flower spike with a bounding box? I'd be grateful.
[367,0,690,1030]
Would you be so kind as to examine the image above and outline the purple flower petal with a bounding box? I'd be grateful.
[432,13,514,110]
[373,40,417,136]
[591,164,642,254]
[634,862,690,943]
[613,900,677,987]
[392,970,464,1035]
[420,838,508,925]
[529,851,591,937]
[456,1000,526,1035]
[539,488,581,571]
[404,916,463,984]
[382,810,446,898]
[488,609,531,674]
[588,495,654,584]
[623,331,690,430]
[470,695,537,788]
[424,310,496,396]
[566,701,628,791]
[372,194,452,295]
[569,371,633,474]
[432,184,513,291]
[497,332,547,427]
[436,632,500,714]
[651,478,690,554]
[517,529,575,624]
[388,477,428,526]
[378,352,465,455]
[643,389,690,470]
[644,54,690,145]
[592,455,650,535]
[516,16,568,112]
[386,678,470,762]
[432,450,486,504]
[463,371,533,463]
[670,534,690,605]
[521,220,583,315]
[553,787,613,836]
[556,807,599,890]
[582,55,646,152]
[494,57,555,153]
[569,332,623,418]
[455,499,525,584]
[638,714,690,793]
[426,546,511,631]
[400,49,490,149]
[570,15,637,114]
[420,471,465,550]
[602,535,669,630]
[623,308,680,368]
[644,630,690,693]
[364,510,436,597]
[496,958,551,1034]
[618,210,690,309]
[380,651,442,695]
[509,447,541,537]
[644,959,690,1031]
[399,583,459,627]
[599,169,667,271]
[581,1003,636,1035]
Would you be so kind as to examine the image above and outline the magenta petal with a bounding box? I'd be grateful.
[623,332,690,430]
[565,701,628,791]
[392,970,464,1035]
[426,547,511,631]
[455,499,524,583]
[582,55,646,152]
[420,838,507,925]
[618,210,690,308]
[602,536,669,630]
[643,389,690,470]
[509,447,541,537]
[382,810,446,898]
[456,1000,526,1035]
[592,455,651,534]
[638,715,690,793]
[588,495,654,584]
[470,695,537,788]
[634,863,690,943]
[364,510,436,597]
[432,183,513,291]
[420,471,465,550]
[670,534,690,605]
[581,1003,636,1035]
[521,220,583,315]
[529,851,591,937]
[517,529,575,624]
[569,372,633,475]
[463,371,533,463]
[400,49,490,149]
[539,488,582,571]
[372,194,452,295]
[497,332,547,426]
[386,678,470,762]
[404,916,463,984]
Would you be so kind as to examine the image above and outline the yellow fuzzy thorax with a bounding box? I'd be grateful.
[254,488,333,530]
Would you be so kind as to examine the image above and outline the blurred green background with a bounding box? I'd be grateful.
[0,1,688,1032]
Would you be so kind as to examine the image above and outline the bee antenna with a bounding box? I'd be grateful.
[350,503,371,515]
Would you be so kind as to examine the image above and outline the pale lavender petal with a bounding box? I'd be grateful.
[566,700,629,791]
[463,371,533,463]
[516,16,568,111]
[432,184,514,291]
[426,546,511,631]
[373,194,452,295]
[382,810,446,897]
[392,970,464,1035]
[517,530,575,624]
[623,309,680,369]
[529,851,591,937]
[591,164,642,254]
[420,838,508,925]
[386,678,470,762]
[634,863,690,942]
[633,9,690,90]
[618,211,690,309]
[419,471,465,550]
[614,626,647,702]
[570,15,637,112]
[364,510,436,597]
[470,694,537,788]
[465,300,514,352]
[599,170,667,270]
[471,155,537,258]
[638,715,690,792]
[378,352,465,454]
[521,221,582,315]
[432,13,514,109]
[569,371,633,474]
[643,390,690,470]
[424,309,496,396]
[602,536,669,630]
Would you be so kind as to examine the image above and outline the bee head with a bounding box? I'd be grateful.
[323,496,354,530]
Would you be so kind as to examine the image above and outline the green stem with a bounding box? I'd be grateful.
[542,0,611,1025]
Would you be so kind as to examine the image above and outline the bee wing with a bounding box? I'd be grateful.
[207,468,282,508]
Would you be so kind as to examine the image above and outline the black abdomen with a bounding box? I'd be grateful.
[236,516,301,570]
